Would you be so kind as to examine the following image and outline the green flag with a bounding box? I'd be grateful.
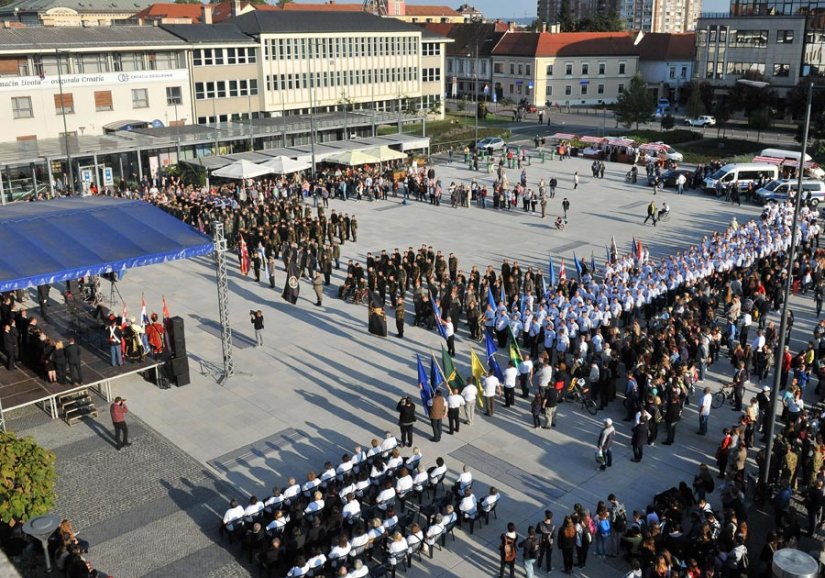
[507,325,523,367]
[441,345,464,392]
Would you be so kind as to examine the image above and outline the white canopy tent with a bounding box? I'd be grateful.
[212,159,274,180]
[261,156,311,175]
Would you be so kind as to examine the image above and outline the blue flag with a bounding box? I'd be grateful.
[429,293,447,340]
[487,286,497,311]
[549,257,556,288]
[430,355,444,395]
[499,283,505,306]
[417,354,432,417]
[519,293,526,318]
[485,331,504,381]
[573,251,582,283]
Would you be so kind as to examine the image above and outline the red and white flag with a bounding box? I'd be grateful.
[162,296,170,320]
[140,294,149,327]
[559,258,567,281]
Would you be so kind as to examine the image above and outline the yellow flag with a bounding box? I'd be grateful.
[470,350,486,408]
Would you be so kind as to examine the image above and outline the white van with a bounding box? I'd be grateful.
[703,163,780,194]
[760,148,825,179]
[755,179,825,206]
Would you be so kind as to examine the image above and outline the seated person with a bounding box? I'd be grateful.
[442,504,458,527]
[219,499,245,536]
[304,491,325,516]
[405,447,423,469]
[282,478,301,505]
[339,480,356,503]
[458,489,478,522]
[266,510,288,533]
[351,446,367,473]
[286,555,309,578]
[387,531,409,563]
[427,457,447,485]
[481,487,500,515]
[366,438,382,459]
[658,202,670,220]
[319,462,337,487]
[412,466,429,493]
[424,514,445,553]
[336,454,354,480]
[349,559,369,578]
[353,471,371,497]
[370,458,388,485]
[307,547,327,572]
[328,536,352,565]
[302,472,321,497]
[453,465,473,496]
[367,517,386,544]
[405,523,424,552]
[395,467,413,495]
[555,216,565,230]
[375,480,397,511]
[380,431,399,454]
[386,448,404,471]
[244,495,264,521]
[342,494,361,523]
[264,487,283,514]
[382,507,399,534]
[350,523,370,550]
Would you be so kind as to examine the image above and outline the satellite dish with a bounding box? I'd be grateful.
[151,119,165,128]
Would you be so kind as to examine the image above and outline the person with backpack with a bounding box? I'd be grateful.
[519,526,541,578]
[607,494,626,556]
[574,512,592,568]
[499,522,519,578]
[537,510,555,572]
[594,510,612,559]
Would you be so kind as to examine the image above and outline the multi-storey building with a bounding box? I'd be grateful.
[0,0,154,26]
[0,26,190,142]
[617,0,701,32]
[636,32,695,102]
[490,31,640,107]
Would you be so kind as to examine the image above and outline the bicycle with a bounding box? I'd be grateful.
[563,378,599,415]
[711,384,735,409]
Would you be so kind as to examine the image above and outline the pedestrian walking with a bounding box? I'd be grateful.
[110,396,131,450]
[428,390,446,442]
[573,172,579,189]
[396,396,416,447]
[644,201,657,226]
[499,522,519,578]
[597,418,614,471]
[562,197,570,220]
[631,414,648,462]
[250,310,264,347]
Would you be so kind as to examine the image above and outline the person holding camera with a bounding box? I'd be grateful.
[396,396,416,447]
[110,396,131,450]
[250,310,264,347]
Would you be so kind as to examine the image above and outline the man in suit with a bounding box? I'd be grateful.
[36,284,50,321]
[65,336,83,384]
[2,323,18,370]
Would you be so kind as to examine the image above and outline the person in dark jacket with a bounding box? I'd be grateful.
[631,416,649,462]
[396,396,416,447]
[65,337,83,384]
[2,323,18,370]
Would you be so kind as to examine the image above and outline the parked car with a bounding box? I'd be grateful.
[473,137,505,152]
[684,115,716,127]
[648,169,694,188]
[642,142,683,163]
[658,98,671,108]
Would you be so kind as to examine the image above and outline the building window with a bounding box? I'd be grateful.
[12,96,32,118]
[618,62,626,75]
[598,63,605,75]
[565,63,572,75]
[732,30,768,47]
[494,62,503,74]
[581,84,588,95]
[726,61,765,75]
[618,83,624,93]
[131,88,149,109]
[526,64,531,76]
[546,64,553,76]
[776,30,794,43]
[773,63,791,77]
[518,64,523,75]
[581,63,589,75]
[597,84,604,94]
[94,90,113,112]
[166,86,182,105]
[54,93,74,114]
[669,66,676,79]
[564,85,571,95]
[680,66,687,78]
[510,63,514,74]
[546,85,552,96]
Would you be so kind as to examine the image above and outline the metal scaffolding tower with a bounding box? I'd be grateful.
[362,0,388,16]
[213,222,234,383]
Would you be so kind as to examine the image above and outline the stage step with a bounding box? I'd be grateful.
[57,389,99,426]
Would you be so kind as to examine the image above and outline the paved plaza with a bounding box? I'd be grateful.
[11,153,820,577]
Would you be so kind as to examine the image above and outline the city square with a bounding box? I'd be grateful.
[5,149,817,577]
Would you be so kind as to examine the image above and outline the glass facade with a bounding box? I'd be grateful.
[731,1,825,73]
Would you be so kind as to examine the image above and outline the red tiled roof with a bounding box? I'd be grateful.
[404,4,460,16]
[492,31,638,58]
[133,3,201,21]
[212,0,250,21]
[635,32,695,61]
[258,2,363,11]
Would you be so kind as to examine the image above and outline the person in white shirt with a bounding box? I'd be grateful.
[350,525,370,550]
[263,488,283,515]
[336,454,354,480]
[395,467,413,495]
[375,480,397,511]
[447,387,466,434]
[458,489,478,534]
[265,510,288,533]
[354,472,371,496]
[380,431,399,455]
[518,354,534,398]
[349,558,369,578]
[412,466,429,492]
[698,386,712,435]
[302,472,321,497]
[243,495,264,521]
[286,556,309,578]
[461,379,478,425]
[405,447,423,470]
[328,536,352,566]
[366,439,382,459]
[319,462,337,487]
[428,457,447,486]
[219,499,245,536]
[480,487,500,523]
[442,504,458,526]
[425,514,445,553]
[367,517,386,543]
[370,458,388,485]
[282,478,301,505]
[342,494,361,523]
[454,465,473,497]
[503,360,518,407]
[387,532,409,566]
[386,448,404,470]
[443,316,456,356]
[307,548,327,571]
[304,491,325,515]
[382,507,399,533]
[483,370,500,416]
[351,445,367,473]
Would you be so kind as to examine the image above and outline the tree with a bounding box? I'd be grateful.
[699,81,715,116]
[660,114,675,130]
[559,0,575,32]
[575,12,625,32]
[613,74,655,129]
[685,82,704,118]
[0,432,57,524]
[726,70,776,120]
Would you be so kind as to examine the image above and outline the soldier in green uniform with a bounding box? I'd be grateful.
[312,271,324,306]
[350,215,358,242]
[395,297,405,338]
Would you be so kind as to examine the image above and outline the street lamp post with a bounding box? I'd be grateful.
[55,49,74,194]
[307,38,317,177]
[759,80,813,488]
[473,42,479,146]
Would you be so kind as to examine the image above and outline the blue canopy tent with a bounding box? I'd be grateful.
[0,197,214,292]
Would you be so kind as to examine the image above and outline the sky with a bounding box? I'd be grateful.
[401,0,731,21]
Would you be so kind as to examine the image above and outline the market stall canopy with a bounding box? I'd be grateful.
[365,146,407,162]
[212,159,274,179]
[260,156,311,175]
[579,136,605,144]
[326,149,381,167]
[0,197,213,292]
[549,133,577,140]
[639,143,668,152]
[752,156,785,165]
[606,137,635,147]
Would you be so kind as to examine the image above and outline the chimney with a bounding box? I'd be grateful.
[507,20,515,31]
[231,0,241,17]
[152,19,158,26]
[201,4,212,24]
[137,17,144,26]
[541,22,547,32]
[549,22,560,33]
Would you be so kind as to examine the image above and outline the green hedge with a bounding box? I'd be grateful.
[610,129,703,145]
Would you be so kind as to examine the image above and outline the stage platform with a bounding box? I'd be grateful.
[0,292,163,428]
